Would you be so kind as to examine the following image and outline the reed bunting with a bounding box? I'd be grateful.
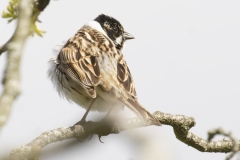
[48,14,161,126]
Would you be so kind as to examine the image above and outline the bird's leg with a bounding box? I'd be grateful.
[71,98,97,141]
[81,98,97,122]
[75,98,96,125]
[97,107,115,143]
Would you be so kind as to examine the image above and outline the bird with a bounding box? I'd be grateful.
[48,14,161,126]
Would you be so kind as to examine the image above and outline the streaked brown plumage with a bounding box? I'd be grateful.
[48,14,161,126]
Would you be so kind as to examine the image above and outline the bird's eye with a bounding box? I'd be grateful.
[112,24,118,32]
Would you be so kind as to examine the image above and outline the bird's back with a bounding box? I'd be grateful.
[49,25,137,111]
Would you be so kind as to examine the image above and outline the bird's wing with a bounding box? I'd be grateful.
[117,55,138,101]
[57,27,104,98]
[117,55,161,126]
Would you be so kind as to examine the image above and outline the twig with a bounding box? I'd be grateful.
[208,128,240,160]
[9,111,240,160]
[0,0,34,129]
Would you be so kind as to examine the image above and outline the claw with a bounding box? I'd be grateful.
[98,134,104,143]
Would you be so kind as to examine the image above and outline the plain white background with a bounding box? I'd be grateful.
[0,0,240,159]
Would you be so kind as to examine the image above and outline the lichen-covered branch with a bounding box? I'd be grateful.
[153,111,239,153]
[207,128,240,160]
[0,0,33,129]
[9,111,240,160]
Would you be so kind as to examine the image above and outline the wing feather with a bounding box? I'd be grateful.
[117,56,137,100]
[57,31,101,98]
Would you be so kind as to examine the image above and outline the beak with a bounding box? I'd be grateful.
[123,32,134,40]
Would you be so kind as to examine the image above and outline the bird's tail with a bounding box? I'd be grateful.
[121,98,161,126]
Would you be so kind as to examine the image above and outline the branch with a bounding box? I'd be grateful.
[9,111,240,160]
[207,128,240,160]
[0,0,33,129]
[154,111,239,153]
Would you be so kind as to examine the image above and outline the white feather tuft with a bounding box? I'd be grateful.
[84,21,107,37]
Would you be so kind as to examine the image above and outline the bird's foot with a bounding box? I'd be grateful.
[71,116,115,143]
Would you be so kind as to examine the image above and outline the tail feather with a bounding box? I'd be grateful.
[120,98,161,126]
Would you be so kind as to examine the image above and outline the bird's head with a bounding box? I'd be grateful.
[94,14,134,50]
